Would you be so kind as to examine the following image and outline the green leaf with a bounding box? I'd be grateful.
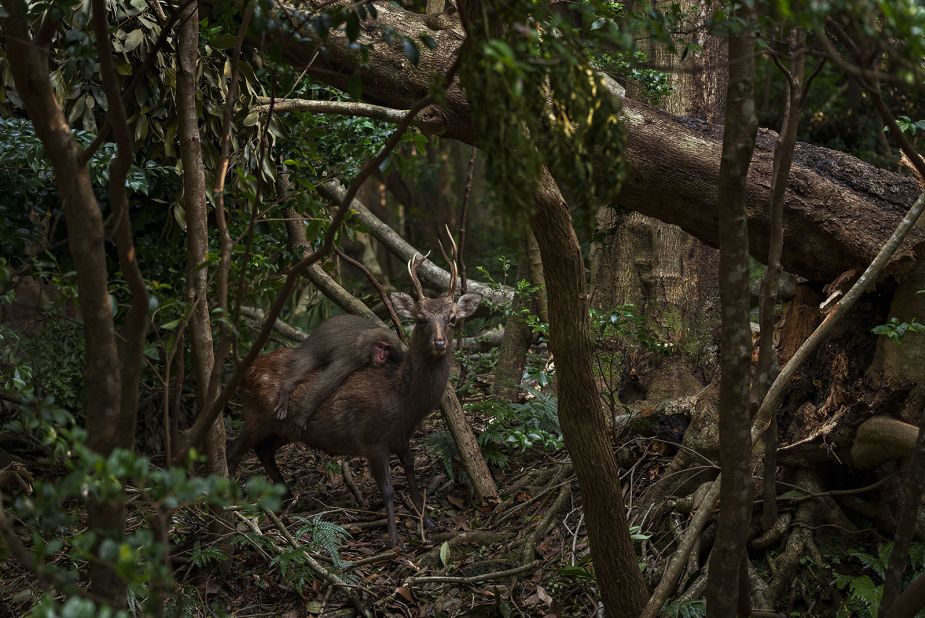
[345,12,360,42]
[347,72,363,99]
[242,110,260,127]
[123,29,144,53]
[402,38,420,66]
[439,541,450,566]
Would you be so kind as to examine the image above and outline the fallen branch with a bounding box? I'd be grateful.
[238,305,306,342]
[405,560,543,585]
[520,478,572,564]
[317,180,513,307]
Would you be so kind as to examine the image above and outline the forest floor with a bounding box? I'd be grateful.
[204,414,620,618]
[0,411,652,618]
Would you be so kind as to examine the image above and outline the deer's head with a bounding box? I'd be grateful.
[392,231,481,358]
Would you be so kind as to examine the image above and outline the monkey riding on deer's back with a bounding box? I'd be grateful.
[227,232,481,546]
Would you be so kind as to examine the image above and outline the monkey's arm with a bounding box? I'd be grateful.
[274,345,323,420]
[290,355,366,427]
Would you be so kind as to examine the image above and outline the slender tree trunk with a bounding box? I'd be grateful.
[176,1,228,477]
[755,29,806,531]
[530,167,648,618]
[493,241,532,401]
[1,2,129,603]
[705,17,759,618]
[526,229,548,323]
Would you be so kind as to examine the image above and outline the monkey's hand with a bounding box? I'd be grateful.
[274,395,290,420]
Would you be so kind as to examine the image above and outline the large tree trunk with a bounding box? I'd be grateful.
[530,168,649,617]
[177,2,228,478]
[219,0,925,286]
[593,0,724,405]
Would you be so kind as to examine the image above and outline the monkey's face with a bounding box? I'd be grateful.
[371,341,395,367]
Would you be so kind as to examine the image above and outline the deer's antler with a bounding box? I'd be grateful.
[407,251,428,301]
[438,225,458,299]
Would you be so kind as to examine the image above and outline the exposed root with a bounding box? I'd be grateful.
[519,478,572,563]
[769,470,825,606]
[749,513,792,551]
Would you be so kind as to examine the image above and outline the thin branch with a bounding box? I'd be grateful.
[254,97,410,121]
[454,147,477,368]
[91,0,149,445]
[231,66,277,362]
[316,180,512,306]
[333,245,405,341]
[756,27,806,532]
[801,57,826,103]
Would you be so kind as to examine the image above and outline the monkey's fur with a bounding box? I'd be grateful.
[274,314,404,426]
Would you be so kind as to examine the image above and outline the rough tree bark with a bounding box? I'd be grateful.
[530,168,648,617]
[217,0,925,287]
[176,0,228,477]
[706,20,758,617]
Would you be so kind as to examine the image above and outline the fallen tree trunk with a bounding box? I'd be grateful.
[225,0,925,285]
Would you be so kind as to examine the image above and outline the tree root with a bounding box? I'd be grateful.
[418,530,509,567]
[519,479,572,563]
[768,470,825,606]
[749,513,792,551]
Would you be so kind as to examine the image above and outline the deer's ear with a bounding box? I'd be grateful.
[456,293,481,318]
[390,292,417,319]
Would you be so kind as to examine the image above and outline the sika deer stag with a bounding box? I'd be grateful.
[227,238,480,546]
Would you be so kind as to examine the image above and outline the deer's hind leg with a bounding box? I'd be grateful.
[253,437,288,490]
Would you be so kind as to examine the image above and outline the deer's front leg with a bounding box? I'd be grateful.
[368,451,398,546]
[398,445,434,529]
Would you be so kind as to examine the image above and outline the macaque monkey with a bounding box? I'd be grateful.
[274,314,404,426]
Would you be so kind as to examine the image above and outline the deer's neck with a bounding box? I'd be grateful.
[398,337,451,415]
